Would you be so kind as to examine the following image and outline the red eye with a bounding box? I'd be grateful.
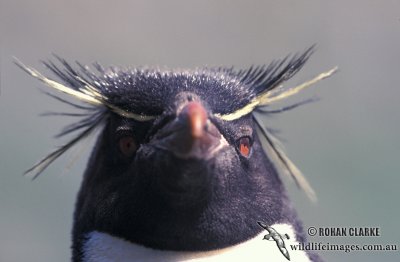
[119,136,137,157]
[238,137,252,158]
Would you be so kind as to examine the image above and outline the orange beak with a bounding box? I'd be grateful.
[182,101,208,139]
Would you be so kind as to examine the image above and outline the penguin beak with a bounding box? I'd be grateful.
[183,101,207,139]
[150,101,228,159]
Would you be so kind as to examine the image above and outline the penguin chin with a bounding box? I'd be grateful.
[134,148,214,209]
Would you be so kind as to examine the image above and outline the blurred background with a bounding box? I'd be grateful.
[1,0,399,261]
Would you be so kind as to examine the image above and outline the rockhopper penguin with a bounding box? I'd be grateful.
[18,47,336,261]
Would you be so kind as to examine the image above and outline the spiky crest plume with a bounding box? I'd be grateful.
[16,47,337,199]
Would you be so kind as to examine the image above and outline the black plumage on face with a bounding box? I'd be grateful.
[97,108,257,207]
[73,110,286,252]
[18,46,336,258]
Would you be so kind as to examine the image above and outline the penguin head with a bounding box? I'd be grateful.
[18,46,336,253]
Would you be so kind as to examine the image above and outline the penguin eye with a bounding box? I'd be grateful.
[237,136,252,158]
[118,136,138,157]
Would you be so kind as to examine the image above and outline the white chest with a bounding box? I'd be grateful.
[83,224,311,262]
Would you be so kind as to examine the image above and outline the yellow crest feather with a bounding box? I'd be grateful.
[215,67,337,121]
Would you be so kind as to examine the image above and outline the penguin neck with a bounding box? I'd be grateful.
[72,182,288,251]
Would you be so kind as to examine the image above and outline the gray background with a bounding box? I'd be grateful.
[1,0,399,261]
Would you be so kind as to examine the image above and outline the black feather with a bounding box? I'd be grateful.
[41,91,97,111]
[255,97,319,114]
[24,110,106,179]
[35,47,315,117]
